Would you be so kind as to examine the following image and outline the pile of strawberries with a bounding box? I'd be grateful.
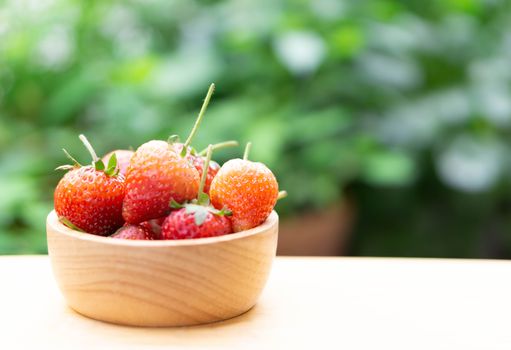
[53,84,284,240]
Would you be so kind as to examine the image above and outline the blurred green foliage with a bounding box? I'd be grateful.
[2,0,511,257]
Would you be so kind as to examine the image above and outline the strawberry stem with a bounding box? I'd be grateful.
[79,134,99,162]
[183,83,215,152]
[197,144,213,205]
[277,190,288,200]
[243,142,252,161]
[198,140,238,156]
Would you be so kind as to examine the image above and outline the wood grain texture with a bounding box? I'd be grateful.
[46,210,278,327]
[3,256,511,349]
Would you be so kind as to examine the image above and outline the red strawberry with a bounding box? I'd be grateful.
[161,145,233,239]
[177,141,238,194]
[161,208,232,239]
[122,140,201,224]
[111,224,155,240]
[171,143,226,194]
[102,149,134,176]
[139,217,165,239]
[209,142,279,232]
[123,84,218,224]
[54,135,125,236]
[192,156,220,194]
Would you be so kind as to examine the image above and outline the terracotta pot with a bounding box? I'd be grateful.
[277,202,354,256]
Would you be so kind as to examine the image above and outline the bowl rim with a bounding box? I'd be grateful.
[47,210,278,247]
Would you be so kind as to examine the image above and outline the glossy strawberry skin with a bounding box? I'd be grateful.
[122,140,200,224]
[111,224,155,240]
[209,159,278,232]
[171,143,220,194]
[102,150,134,176]
[161,208,232,240]
[139,217,165,240]
[54,166,125,235]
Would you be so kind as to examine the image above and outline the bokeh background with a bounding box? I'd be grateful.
[2,0,511,257]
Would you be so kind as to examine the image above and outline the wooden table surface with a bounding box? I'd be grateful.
[1,256,511,349]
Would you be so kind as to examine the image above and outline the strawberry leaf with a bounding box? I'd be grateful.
[170,199,184,209]
[59,216,85,232]
[207,206,232,216]
[104,153,118,176]
[194,209,208,226]
[107,152,117,171]
[184,204,209,226]
[184,204,203,214]
[197,192,210,206]
[94,159,105,171]
[217,207,232,216]
[183,202,231,226]
[62,148,82,167]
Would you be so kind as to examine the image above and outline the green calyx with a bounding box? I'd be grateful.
[56,134,119,177]
[168,144,232,226]
[103,152,119,176]
[170,200,232,226]
[59,216,85,232]
[80,134,119,176]
[55,149,82,171]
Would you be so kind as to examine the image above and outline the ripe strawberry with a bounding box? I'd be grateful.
[111,224,155,240]
[209,142,279,232]
[102,149,134,176]
[123,84,218,224]
[122,140,200,224]
[192,156,220,194]
[139,217,165,239]
[54,135,125,235]
[173,141,237,194]
[161,208,232,239]
[161,145,233,239]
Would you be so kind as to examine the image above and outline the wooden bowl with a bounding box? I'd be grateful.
[46,210,278,327]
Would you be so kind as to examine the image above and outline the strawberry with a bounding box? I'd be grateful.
[193,141,239,193]
[111,224,155,240]
[174,141,237,194]
[123,84,220,224]
[102,149,134,176]
[161,208,232,240]
[54,135,125,235]
[122,140,200,224]
[161,145,233,239]
[209,142,279,232]
[192,156,220,194]
[139,217,165,239]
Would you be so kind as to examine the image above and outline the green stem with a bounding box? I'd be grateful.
[243,142,252,161]
[198,140,238,156]
[183,83,215,150]
[79,134,99,162]
[198,144,213,199]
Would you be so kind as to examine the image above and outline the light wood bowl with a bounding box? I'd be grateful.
[46,210,278,327]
